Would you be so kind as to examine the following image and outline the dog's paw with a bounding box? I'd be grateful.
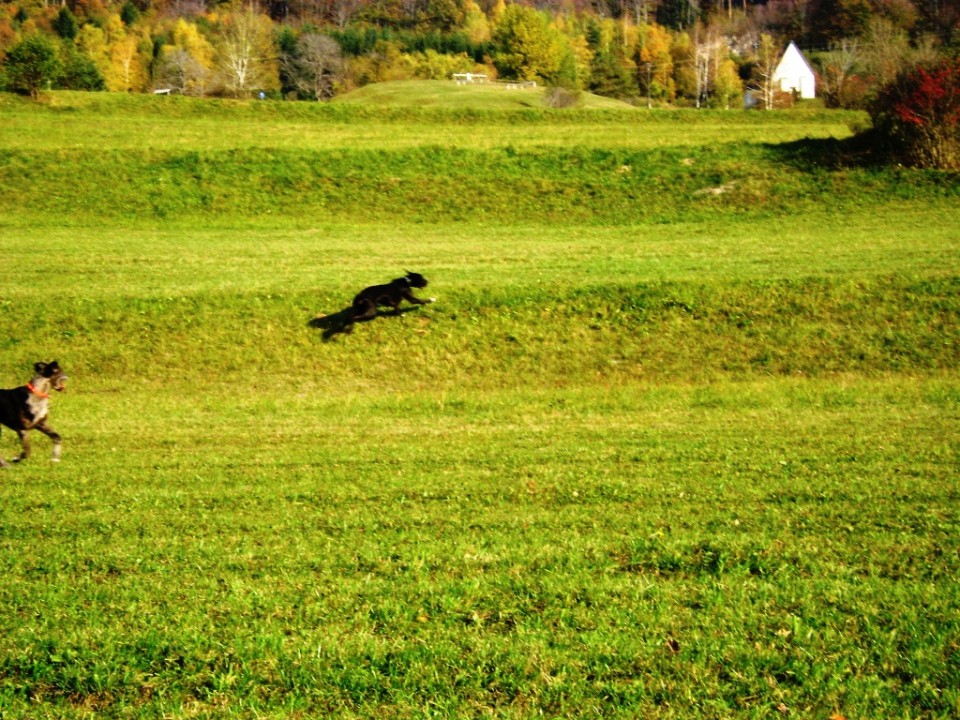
[427,297,437,303]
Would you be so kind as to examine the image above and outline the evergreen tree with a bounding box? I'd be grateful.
[52,8,79,40]
[589,46,634,99]
[121,1,141,27]
[58,42,106,90]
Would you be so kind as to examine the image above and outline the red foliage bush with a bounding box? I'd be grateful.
[869,56,960,169]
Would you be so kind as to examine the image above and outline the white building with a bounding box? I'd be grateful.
[773,41,816,99]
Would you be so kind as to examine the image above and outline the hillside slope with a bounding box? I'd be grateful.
[330,79,636,110]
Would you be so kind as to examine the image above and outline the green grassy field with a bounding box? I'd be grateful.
[0,84,958,719]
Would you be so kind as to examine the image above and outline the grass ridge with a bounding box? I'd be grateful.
[2,145,957,225]
[2,275,956,391]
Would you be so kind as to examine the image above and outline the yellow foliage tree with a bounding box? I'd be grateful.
[213,5,280,97]
[76,23,109,78]
[78,15,149,92]
[711,56,742,109]
[173,18,215,68]
[461,0,490,45]
[159,19,216,95]
[106,33,148,91]
[103,14,126,46]
[637,22,675,102]
[670,31,697,103]
[567,34,593,90]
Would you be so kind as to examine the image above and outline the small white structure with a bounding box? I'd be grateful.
[773,41,816,99]
[452,73,487,85]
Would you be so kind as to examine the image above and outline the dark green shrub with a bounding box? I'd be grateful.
[544,86,580,109]
[3,34,62,98]
[57,43,106,91]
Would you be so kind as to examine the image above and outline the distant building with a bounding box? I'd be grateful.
[452,73,487,85]
[773,41,816,100]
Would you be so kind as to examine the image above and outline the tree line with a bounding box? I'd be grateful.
[0,0,957,108]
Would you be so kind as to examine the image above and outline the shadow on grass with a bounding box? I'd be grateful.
[765,131,889,171]
[308,306,424,341]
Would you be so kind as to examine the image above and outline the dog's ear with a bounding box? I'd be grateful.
[48,361,60,374]
[34,361,47,374]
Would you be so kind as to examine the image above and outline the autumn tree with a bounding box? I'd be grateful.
[213,5,280,97]
[670,31,697,102]
[460,0,490,45]
[859,17,916,90]
[566,33,593,91]
[158,18,216,95]
[816,39,861,108]
[627,0,661,24]
[636,22,674,104]
[416,0,464,32]
[75,14,149,92]
[691,28,713,108]
[491,4,565,82]
[710,55,741,108]
[281,32,344,99]
[690,22,741,109]
[76,23,110,82]
[107,33,148,91]
[751,33,780,110]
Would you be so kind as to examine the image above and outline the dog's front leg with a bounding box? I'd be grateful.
[35,422,62,462]
[402,291,436,306]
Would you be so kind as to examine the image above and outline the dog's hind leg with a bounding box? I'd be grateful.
[12,429,30,463]
[352,299,377,321]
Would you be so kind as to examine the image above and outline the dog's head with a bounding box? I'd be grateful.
[35,361,68,392]
[404,271,428,289]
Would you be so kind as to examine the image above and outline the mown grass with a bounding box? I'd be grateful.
[0,87,859,152]
[2,380,958,718]
[0,90,958,719]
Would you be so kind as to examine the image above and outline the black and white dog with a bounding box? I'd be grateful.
[352,271,436,321]
[0,361,68,467]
